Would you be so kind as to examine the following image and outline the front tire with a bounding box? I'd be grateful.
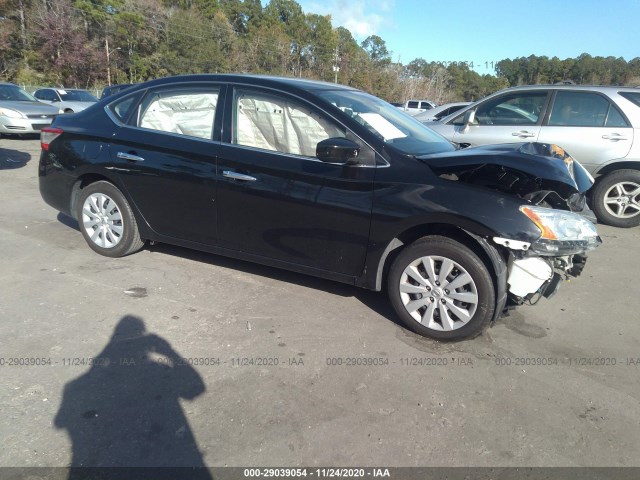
[591,170,640,228]
[76,181,144,257]
[387,236,496,341]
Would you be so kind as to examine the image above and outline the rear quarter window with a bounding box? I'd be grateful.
[619,92,640,108]
[108,93,142,124]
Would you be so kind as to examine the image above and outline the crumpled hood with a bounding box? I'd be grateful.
[418,142,594,197]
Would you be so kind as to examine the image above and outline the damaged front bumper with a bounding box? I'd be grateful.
[494,233,601,306]
[505,254,587,304]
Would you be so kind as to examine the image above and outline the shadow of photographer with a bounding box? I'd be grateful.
[54,315,211,478]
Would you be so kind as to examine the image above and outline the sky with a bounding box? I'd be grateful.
[296,0,640,74]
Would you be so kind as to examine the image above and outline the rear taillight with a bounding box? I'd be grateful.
[41,127,63,151]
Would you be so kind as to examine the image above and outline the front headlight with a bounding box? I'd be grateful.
[0,107,27,119]
[520,205,601,255]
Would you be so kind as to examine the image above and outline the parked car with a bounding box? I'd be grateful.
[39,74,601,340]
[415,102,471,123]
[428,85,640,227]
[397,99,437,116]
[0,82,61,135]
[100,84,137,99]
[33,88,98,113]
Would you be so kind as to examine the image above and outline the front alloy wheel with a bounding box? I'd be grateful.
[388,236,495,341]
[399,255,479,332]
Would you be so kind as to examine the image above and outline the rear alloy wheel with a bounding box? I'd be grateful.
[77,181,144,257]
[592,170,640,228]
[388,236,495,341]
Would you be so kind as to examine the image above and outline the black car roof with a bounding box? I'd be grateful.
[131,74,357,94]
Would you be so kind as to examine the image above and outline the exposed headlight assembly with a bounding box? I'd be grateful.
[520,205,601,255]
[0,107,27,119]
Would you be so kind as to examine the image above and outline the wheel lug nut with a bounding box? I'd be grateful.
[441,299,446,304]
[444,289,450,295]
[426,286,431,291]
[435,281,440,286]
[430,297,435,302]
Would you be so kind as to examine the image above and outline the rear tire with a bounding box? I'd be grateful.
[387,236,495,341]
[591,170,640,228]
[76,181,144,257]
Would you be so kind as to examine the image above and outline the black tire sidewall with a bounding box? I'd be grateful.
[76,181,139,258]
[388,237,496,341]
[592,170,640,228]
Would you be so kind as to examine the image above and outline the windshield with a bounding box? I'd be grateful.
[318,90,455,156]
[58,90,97,102]
[0,85,37,102]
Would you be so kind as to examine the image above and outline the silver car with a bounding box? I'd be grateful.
[429,85,640,227]
[33,88,98,113]
[0,83,61,135]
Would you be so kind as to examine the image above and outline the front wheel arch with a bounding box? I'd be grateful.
[373,223,505,291]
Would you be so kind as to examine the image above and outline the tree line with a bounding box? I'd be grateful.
[1,0,639,103]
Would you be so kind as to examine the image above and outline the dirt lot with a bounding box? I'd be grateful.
[1,137,640,469]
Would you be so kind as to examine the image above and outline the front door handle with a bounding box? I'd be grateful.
[511,130,536,138]
[602,133,629,141]
[223,170,257,182]
[117,152,145,162]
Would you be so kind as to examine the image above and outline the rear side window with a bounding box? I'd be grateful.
[407,101,419,109]
[138,88,219,139]
[548,91,629,127]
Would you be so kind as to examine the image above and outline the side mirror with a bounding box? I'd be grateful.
[461,109,476,133]
[316,137,360,165]
[463,109,476,125]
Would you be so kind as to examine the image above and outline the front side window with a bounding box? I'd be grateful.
[473,92,547,126]
[233,90,345,157]
[138,88,219,139]
[548,91,628,128]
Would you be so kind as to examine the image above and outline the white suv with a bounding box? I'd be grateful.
[429,85,640,227]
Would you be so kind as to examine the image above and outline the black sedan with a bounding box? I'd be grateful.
[39,74,601,340]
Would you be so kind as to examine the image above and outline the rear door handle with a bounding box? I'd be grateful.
[223,170,257,182]
[117,152,145,162]
[602,134,629,141]
[511,130,536,138]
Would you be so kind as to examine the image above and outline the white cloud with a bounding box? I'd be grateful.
[303,0,394,39]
